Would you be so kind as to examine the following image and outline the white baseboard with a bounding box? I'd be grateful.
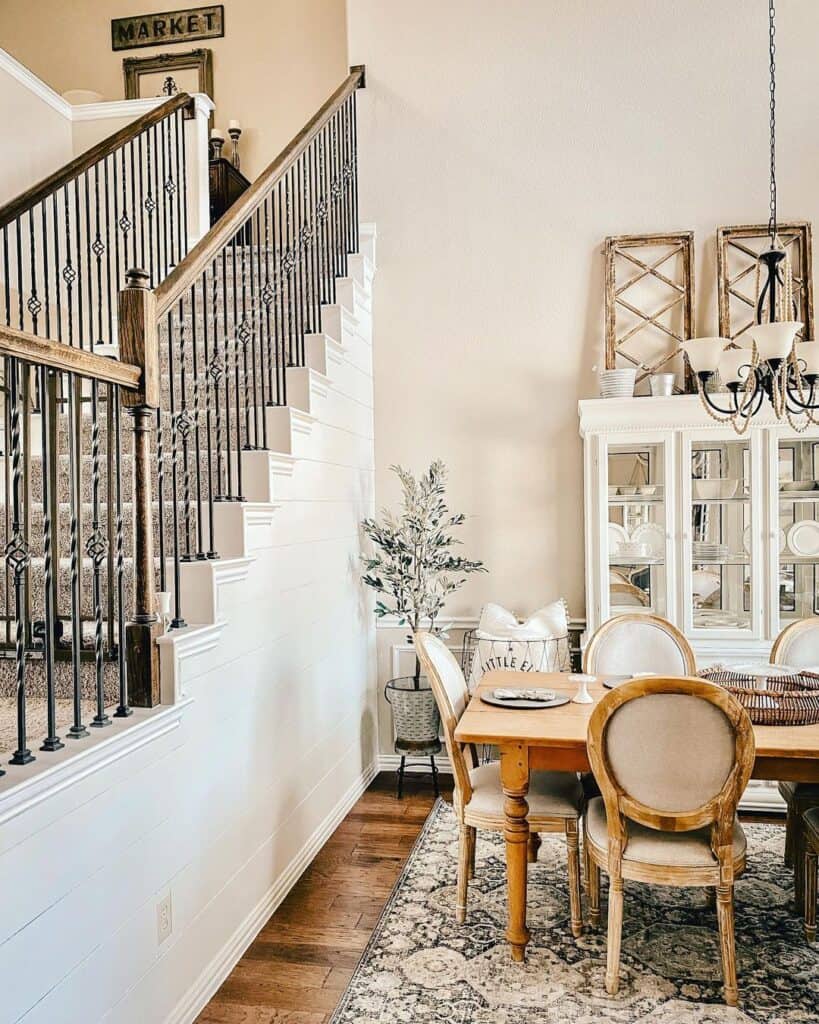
[166,757,379,1024]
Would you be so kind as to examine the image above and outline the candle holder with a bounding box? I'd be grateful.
[209,134,224,161]
[228,124,242,171]
[569,673,595,705]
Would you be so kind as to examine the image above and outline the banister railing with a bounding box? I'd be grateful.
[0,282,159,767]
[146,67,364,629]
[0,93,193,352]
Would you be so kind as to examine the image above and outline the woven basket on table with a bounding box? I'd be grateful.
[698,667,819,726]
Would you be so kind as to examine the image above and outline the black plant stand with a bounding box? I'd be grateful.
[396,748,441,799]
[385,676,443,800]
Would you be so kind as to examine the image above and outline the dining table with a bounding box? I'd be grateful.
[452,669,819,963]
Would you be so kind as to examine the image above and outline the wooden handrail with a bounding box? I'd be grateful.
[0,324,141,389]
[0,93,192,231]
[154,68,365,318]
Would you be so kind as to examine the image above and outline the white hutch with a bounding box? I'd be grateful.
[579,395,819,808]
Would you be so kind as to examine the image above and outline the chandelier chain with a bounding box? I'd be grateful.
[768,0,777,243]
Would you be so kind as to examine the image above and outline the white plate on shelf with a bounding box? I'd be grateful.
[631,522,665,559]
[608,522,629,554]
[743,526,786,554]
[786,520,819,557]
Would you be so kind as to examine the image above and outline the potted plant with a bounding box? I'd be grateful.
[361,461,486,794]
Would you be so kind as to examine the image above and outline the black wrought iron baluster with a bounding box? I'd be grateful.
[155,400,166,596]
[3,375,11,649]
[293,160,305,357]
[92,164,105,348]
[231,237,245,499]
[41,202,51,338]
[179,107,189,254]
[175,109,187,258]
[351,93,360,253]
[39,366,62,751]
[113,386,130,717]
[6,357,32,765]
[220,247,234,498]
[84,171,94,351]
[284,171,295,367]
[164,116,176,269]
[66,368,88,740]
[175,298,193,561]
[105,375,115,655]
[15,216,24,330]
[255,206,269,449]
[3,226,10,325]
[275,180,288,406]
[119,149,133,307]
[27,209,40,336]
[189,281,206,557]
[87,378,110,728]
[201,267,218,557]
[129,140,138,271]
[308,145,321,340]
[137,132,146,273]
[262,196,277,408]
[103,155,113,344]
[145,127,157,287]
[166,307,186,627]
[238,231,252,450]
[159,119,170,280]
[319,127,333,304]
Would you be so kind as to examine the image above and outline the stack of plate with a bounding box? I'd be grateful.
[599,369,637,399]
[692,541,728,561]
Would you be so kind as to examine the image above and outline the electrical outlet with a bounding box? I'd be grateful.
[156,893,173,945]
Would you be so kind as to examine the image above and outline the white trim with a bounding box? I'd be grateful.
[165,757,379,1024]
[70,93,214,123]
[0,47,71,117]
[0,701,191,827]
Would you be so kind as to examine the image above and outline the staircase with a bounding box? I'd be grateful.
[0,67,368,767]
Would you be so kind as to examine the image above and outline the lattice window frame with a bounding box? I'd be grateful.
[716,221,814,343]
[604,231,695,393]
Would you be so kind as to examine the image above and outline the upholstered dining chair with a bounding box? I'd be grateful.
[585,676,755,1006]
[771,618,819,898]
[414,631,585,935]
[583,612,697,676]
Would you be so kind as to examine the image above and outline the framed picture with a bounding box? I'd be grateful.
[123,47,213,117]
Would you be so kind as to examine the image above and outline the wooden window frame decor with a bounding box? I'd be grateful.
[604,232,695,393]
[123,47,214,120]
[716,222,814,343]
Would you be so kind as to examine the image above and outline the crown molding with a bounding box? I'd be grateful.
[0,47,71,118]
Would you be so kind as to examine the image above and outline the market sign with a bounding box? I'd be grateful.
[112,6,224,51]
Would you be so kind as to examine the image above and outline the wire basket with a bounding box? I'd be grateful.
[699,666,819,726]
[465,634,571,690]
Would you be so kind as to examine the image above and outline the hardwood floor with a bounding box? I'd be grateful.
[195,771,450,1024]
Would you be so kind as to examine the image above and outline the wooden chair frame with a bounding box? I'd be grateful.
[583,612,697,676]
[586,676,755,1006]
[415,631,584,935]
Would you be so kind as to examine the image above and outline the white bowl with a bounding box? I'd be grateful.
[781,481,817,492]
[693,479,738,499]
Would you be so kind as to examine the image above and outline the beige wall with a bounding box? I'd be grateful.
[0,0,348,179]
[348,0,819,622]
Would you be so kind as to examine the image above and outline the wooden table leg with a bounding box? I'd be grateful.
[501,742,531,962]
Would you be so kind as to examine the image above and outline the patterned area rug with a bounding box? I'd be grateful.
[330,800,818,1023]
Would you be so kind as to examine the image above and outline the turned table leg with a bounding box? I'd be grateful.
[501,743,531,962]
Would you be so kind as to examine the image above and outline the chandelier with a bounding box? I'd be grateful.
[681,0,819,434]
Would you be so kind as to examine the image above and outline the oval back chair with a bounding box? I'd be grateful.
[585,675,755,1006]
[414,631,584,933]
[583,613,696,676]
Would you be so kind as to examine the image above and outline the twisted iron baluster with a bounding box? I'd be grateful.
[39,366,62,751]
[65,369,88,740]
[6,358,32,765]
[113,387,130,717]
[177,297,194,560]
[87,379,110,727]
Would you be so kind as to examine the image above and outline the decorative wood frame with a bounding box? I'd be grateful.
[604,232,695,393]
[123,47,213,121]
[582,612,696,675]
[716,222,814,343]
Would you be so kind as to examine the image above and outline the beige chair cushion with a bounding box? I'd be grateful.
[585,797,746,868]
[804,806,819,846]
[588,619,690,675]
[778,623,819,668]
[466,763,582,821]
[606,693,735,812]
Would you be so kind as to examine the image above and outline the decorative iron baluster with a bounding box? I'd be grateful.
[87,378,110,727]
[220,247,234,499]
[231,237,245,499]
[113,386,130,717]
[65,369,88,739]
[200,267,218,556]
[176,299,194,560]
[6,357,32,765]
[167,307,186,626]
[39,365,62,751]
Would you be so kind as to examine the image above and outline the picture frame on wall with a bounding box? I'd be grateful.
[123,47,214,118]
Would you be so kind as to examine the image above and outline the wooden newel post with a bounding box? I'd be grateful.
[118,268,162,707]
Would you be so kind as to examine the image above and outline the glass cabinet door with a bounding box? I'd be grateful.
[687,438,753,632]
[606,442,668,617]
[777,439,819,625]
